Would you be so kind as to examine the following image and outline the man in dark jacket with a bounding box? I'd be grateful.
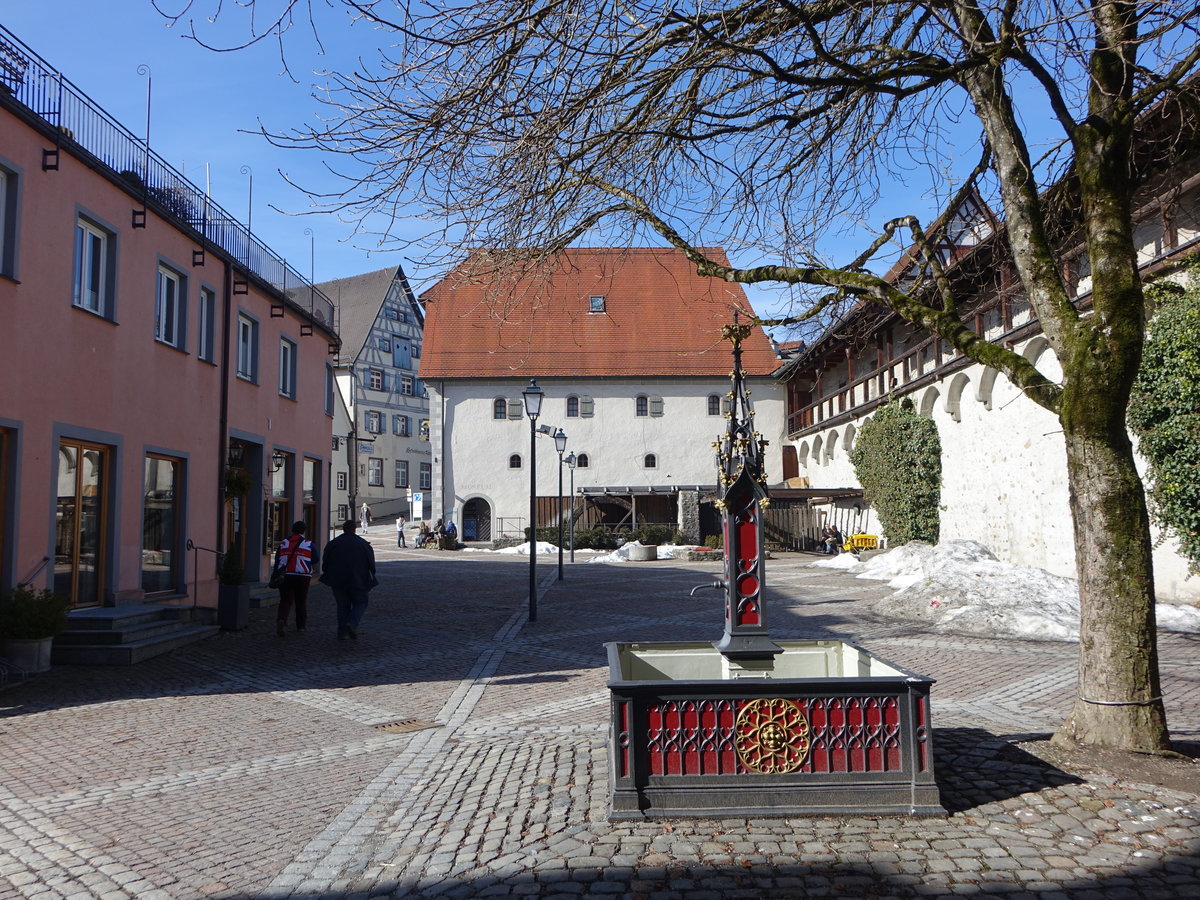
[320,519,377,640]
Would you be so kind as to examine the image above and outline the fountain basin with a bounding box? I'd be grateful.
[606,639,944,819]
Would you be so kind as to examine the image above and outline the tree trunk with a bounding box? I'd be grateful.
[1053,394,1171,752]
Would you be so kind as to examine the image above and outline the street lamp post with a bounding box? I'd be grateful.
[554,428,567,580]
[522,378,544,622]
[564,452,577,563]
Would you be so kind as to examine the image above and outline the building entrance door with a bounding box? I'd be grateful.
[55,439,108,608]
[462,498,492,542]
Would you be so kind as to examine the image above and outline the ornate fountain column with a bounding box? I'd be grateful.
[713,316,782,661]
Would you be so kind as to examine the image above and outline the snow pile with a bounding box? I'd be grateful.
[588,542,696,563]
[1156,603,1200,632]
[490,540,562,556]
[809,552,865,571]
[869,543,1081,641]
[812,539,1200,641]
[857,540,998,588]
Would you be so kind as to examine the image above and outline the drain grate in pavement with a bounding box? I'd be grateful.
[373,718,439,734]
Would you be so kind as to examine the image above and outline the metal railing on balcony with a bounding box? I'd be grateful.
[0,25,335,331]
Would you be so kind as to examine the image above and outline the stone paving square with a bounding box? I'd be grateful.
[0,540,1197,899]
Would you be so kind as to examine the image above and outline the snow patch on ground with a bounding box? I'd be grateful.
[588,542,700,563]
[811,539,1200,641]
[809,552,865,570]
[476,541,563,556]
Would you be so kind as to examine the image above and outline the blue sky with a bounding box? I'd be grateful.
[0,2,813,317]
[3,2,420,287]
[3,2,1056,327]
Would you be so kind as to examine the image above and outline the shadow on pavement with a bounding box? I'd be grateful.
[934,727,1083,813]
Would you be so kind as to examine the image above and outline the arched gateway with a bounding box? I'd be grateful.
[462,497,492,542]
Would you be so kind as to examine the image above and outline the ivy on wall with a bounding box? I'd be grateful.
[849,399,942,545]
[1128,268,1200,574]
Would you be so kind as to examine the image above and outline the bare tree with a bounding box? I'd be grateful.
[169,0,1200,753]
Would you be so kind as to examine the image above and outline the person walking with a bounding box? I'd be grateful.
[320,518,377,641]
[396,515,407,548]
[360,501,372,533]
[274,521,318,637]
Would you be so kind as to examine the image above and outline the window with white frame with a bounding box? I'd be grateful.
[236,313,259,381]
[566,395,579,417]
[368,457,383,486]
[395,459,409,488]
[636,394,649,417]
[197,287,216,362]
[493,398,507,420]
[411,342,421,358]
[336,471,347,491]
[400,374,414,396]
[279,337,297,398]
[365,410,384,434]
[378,337,391,351]
[384,306,399,320]
[368,368,384,390]
[73,216,114,316]
[337,503,349,521]
[155,265,186,348]
[419,462,432,489]
[392,415,411,437]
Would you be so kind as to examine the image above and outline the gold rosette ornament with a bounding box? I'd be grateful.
[735,698,812,773]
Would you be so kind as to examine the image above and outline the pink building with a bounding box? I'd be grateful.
[0,27,338,659]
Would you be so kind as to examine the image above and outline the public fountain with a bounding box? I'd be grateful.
[605,318,945,819]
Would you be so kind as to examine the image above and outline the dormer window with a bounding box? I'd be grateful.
[589,295,606,313]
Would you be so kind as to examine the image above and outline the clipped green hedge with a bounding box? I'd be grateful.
[1129,270,1200,574]
[849,399,942,545]
[635,524,674,546]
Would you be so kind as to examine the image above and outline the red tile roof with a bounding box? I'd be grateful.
[419,248,778,378]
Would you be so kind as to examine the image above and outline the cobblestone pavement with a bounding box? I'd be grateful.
[1,539,1197,899]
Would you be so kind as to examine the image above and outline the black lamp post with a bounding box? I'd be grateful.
[554,428,567,580]
[564,452,577,563]
[522,378,544,622]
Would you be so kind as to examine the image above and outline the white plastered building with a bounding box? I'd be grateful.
[419,249,784,542]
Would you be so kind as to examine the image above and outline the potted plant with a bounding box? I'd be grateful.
[0,586,71,673]
[217,546,249,631]
[224,467,252,499]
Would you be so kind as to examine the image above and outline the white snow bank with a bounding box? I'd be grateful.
[809,552,865,570]
[588,542,700,563]
[1156,603,1200,632]
[490,540,562,556]
[812,539,1200,640]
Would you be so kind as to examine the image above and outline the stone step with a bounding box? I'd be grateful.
[51,624,219,666]
[63,605,187,631]
[54,615,198,646]
[248,586,279,609]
